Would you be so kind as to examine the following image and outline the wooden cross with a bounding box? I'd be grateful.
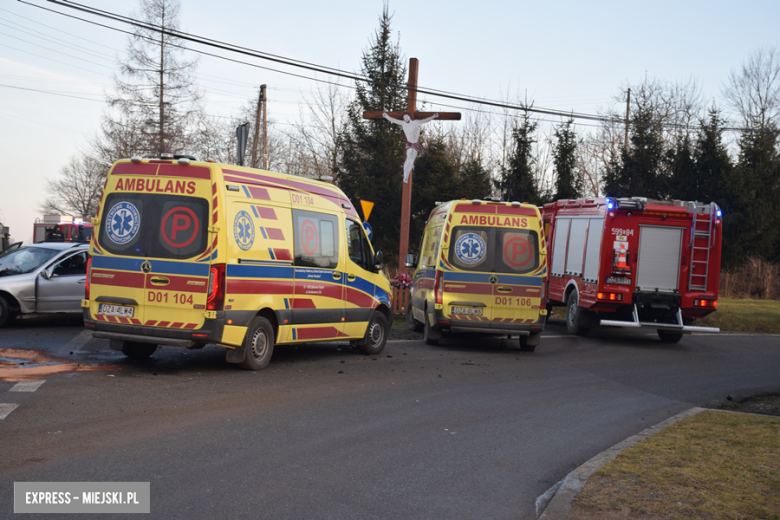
[363,57,461,273]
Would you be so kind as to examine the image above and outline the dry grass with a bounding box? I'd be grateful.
[569,410,780,520]
[696,298,780,334]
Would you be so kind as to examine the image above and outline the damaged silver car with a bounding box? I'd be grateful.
[0,242,89,327]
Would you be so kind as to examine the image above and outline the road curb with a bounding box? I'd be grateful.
[536,406,706,519]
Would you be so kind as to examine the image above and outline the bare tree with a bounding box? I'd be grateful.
[40,155,106,219]
[108,0,202,157]
[287,81,349,179]
[723,47,780,130]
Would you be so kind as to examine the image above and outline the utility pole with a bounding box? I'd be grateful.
[624,87,631,151]
[261,84,268,170]
[250,85,266,168]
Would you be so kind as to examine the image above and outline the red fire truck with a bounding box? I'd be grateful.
[541,197,721,342]
[33,215,93,243]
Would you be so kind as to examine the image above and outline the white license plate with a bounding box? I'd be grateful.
[606,277,632,285]
[98,304,134,318]
[452,306,483,316]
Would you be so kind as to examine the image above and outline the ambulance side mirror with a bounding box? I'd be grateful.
[374,251,384,271]
[405,253,417,268]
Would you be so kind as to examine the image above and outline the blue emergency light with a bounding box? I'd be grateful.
[606,198,614,210]
[716,209,722,218]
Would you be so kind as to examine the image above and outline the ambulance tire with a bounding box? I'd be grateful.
[657,330,684,343]
[0,296,9,328]
[357,311,388,355]
[423,315,441,345]
[566,291,590,336]
[240,317,275,370]
[406,304,423,332]
[519,332,541,352]
[121,341,158,359]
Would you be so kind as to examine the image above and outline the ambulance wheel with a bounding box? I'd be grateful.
[357,311,388,355]
[657,330,684,344]
[423,315,441,345]
[566,291,590,336]
[519,332,541,352]
[406,305,423,332]
[121,342,158,359]
[240,317,275,370]
[0,296,9,328]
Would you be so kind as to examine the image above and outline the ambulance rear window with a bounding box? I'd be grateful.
[449,226,539,274]
[98,193,209,260]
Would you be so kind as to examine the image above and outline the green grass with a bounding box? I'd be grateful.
[697,297,780,334]
[571,410,780,520]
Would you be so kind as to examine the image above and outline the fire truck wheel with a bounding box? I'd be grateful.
[519,332,540,352]
[657,330,684,343]
[566,291,590,336]
[0,296,9,328]
[357,311,388,355]
[406,304,423,332]
[240,317,275,370]
[121,341,158,359]
[423,314,441,345]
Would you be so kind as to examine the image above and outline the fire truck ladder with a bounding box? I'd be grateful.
[687,202,718,292]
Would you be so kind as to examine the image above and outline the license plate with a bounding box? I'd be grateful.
[452,306,483,316]
[98,304,134,318]
[606,277,632,285]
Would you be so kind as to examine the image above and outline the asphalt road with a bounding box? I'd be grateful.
[1,318,778,519]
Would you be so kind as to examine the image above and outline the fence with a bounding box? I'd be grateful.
[392,287,411,315]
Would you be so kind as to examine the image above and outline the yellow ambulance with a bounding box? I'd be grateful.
[82,154,391,369]
[405,199,547,350]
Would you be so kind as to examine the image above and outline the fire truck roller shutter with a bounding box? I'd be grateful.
[551,217,570,277]
[636,226,684,293]
[565,219,588,277]
[582,218,604,283]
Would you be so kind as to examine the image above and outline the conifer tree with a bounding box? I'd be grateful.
[666,134,696,200]
[691,108,732,203]
[495,112,541,204]
[552,119,580,201]
[604,106,665,199]
[337,3,407,258]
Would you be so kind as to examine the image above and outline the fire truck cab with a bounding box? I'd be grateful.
[34,215,93,243]
[541,197,721,342]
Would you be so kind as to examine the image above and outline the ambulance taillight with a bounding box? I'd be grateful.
[434,269,443,305]
[85,256,92,300]
[207,264,226,310]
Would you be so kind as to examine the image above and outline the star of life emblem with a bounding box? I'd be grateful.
[105,202,141,245]
[454,233,486,265]
[233,211,255,251]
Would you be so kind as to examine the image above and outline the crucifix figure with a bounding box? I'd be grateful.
[363,58,461,273]
[383,112,438,183]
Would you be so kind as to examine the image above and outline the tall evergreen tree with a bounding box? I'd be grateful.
[336,3,407,258]
[552,118,580,201]
[604,105,665,199]
[721,129,780,267]
[495,112,542,204]
[666,134,696,200]
[459,158,492,201]
[691,108,732,203]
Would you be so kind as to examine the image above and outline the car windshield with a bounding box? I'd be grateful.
[0,247,61,276]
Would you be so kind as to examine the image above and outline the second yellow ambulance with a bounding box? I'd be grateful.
[83,154,391,369]
[405,199,548,350]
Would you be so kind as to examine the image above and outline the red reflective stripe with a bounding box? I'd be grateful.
[227,279,294,295]
[496,206,538,216]
[158,321,170,327]
[158,165,211,179]
[256,206,277,220]
[453,204,495,214]
[266,228,285,240]
[273,249,293,261]
[183,323,198,330]
[345,287,375,308]
[112,163,158,176]
[295,327,347,340]
[91,269,145,289]
[145,320,157,326]
[291,298,316,309]
[170,322,184,328]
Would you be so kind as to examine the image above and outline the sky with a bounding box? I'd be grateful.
[1,0,778,243]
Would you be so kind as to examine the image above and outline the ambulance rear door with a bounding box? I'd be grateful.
[92,162,213,329]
